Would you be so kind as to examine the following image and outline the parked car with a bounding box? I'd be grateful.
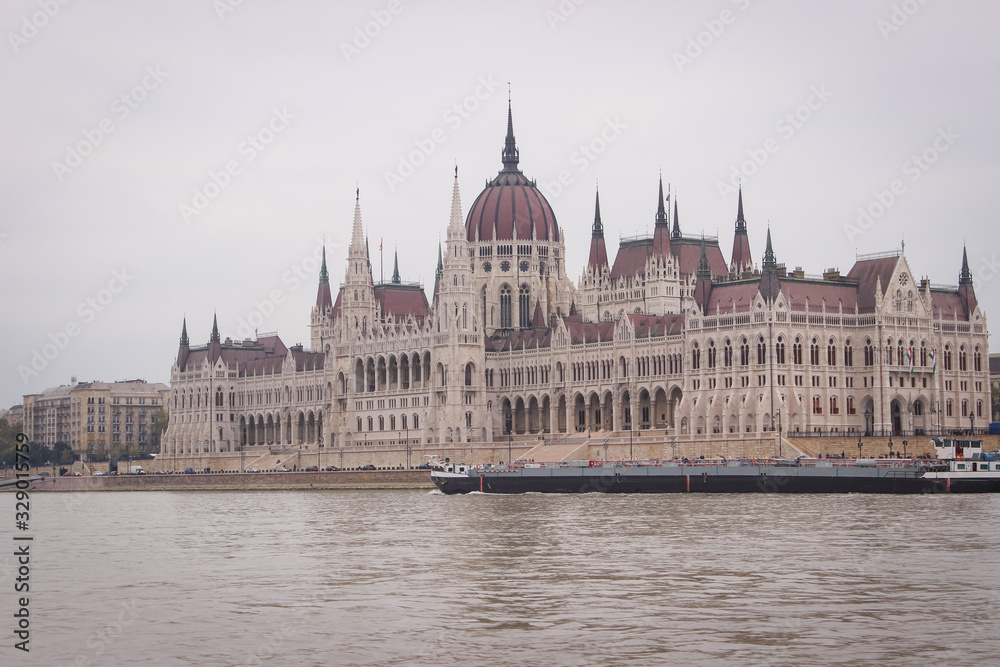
[92,471,105,476]
[304,466,319,472]
[362,464,377,470]
[323,466,339,471]
[183,467,196,474]
[275,466,288,472]
[246,467,259,473]
[416,463,431,469]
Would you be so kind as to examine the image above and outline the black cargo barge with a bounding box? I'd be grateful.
[431,458,1000,495]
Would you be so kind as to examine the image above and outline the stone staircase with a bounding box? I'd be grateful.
[243,451,301,471]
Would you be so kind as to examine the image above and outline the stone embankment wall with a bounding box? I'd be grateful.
[21,469,434,492]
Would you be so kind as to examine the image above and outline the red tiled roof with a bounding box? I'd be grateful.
[672,239,728,278]
[375,284,429,324]
[846,256,898,312]
[628,313,684,338]
[702,281,761,314]
[931,291,966,320]
[610,240,652,280]
[731,230,752,270]
[588,236,609,271]
[779,279,859,313]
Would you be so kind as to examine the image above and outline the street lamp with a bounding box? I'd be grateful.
[902,436,907,459]
[887,437,893,459]
[864,408,871,437]
[857,437,863,459]
[969,412,975,436]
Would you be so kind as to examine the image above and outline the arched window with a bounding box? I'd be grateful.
[691,342,700,370]
[776,336,785,364]
[708,341,716,368]
[499,285,512,329]
[378,416,385,430]
[724,340,733,367]
[827,338,837,366]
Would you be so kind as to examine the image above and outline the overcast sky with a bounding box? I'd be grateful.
[1,0,997,410]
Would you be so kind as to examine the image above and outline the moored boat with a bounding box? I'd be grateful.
[431,438,1000,495]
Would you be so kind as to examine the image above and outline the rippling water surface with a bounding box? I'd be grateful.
[19,491,1000,666]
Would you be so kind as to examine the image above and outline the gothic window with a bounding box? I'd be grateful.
[959,345,967,371]
[724,340,733,367]
[810,339,820,365]
[757,337,766,365]
[776,337,785,364]
[708,341,716,368]
[827,339,837,366]
[379,416,384,430]
[974,347,982,372]
[499,285,512,329]
[691,343,700,370]
[793,338,803,365]
[907,290,914,312]
[944,345,952,371]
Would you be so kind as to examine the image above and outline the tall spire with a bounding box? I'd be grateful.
[351,188,364,247]
[449,164,464,234]
[501,97,520,172]
[592,186,603,237]
[588,185,609,272]
[210,312,220,343]
[671,197,681,238]
[391,250,400,284]
[735,186,747,232]
[436,243,443,280]
[179,317,189,347]
[959,245,973,285]
[730,186,752,274]
[763,226,777,270]
[319,245,329,284]
[655,174,668,227]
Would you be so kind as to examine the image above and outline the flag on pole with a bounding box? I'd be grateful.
[929,348,936,374]
[907,346,914,374]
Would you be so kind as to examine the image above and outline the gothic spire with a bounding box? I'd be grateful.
[655,174,668,227]
[449,164,464,234]
[210,312,220,343]
[179,317,189,347]
[959,245,973,285]
[671,197,681,238]
[392,250,400,284]
[592,186,603,237]
[501,97,519,172]
[763,226,777,270]
[697,237,711,280]
[436,243,443,280]
[351,188,364,249]
[319,245,329,284]
[735,186,747,232]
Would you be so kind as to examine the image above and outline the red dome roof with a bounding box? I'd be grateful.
[464,102,559,243]
[465,170,559,243]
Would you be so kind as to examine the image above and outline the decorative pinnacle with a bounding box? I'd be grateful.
[592,185,603,237]
[210,312,220,343]
[392,250,400,284]
[656,174,667,226]
[959,245,973,285]
[501,97,519,171]
[735,186,747,232]
[180,317,189,346]
[697,236,711,279]
[319,245,329,284]
[763,226,777,270]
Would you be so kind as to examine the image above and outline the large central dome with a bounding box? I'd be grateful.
[465,104,559,243]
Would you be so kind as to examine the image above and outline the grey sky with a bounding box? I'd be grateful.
[1,0,996,410]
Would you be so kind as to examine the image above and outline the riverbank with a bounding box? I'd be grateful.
[19,469,435,492]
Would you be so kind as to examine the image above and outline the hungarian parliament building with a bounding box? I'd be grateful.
[161,104,989,460]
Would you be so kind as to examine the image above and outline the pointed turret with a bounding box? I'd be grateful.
[693,238,713,311]
[315,245,333,311]
[587,186,609,271]
[958,245,978,317]
[730,186,753,275]
[653,176,671,258]
[351,188,364,249]
[432,243,443,304]
[207,312,222,363]
[759,227,781,302]
[391,251,400,284]
[671,198,681,239]
[340,188,376,337]
[210,312,220,343]
[532,300,545,328]
[177,317,190,369]
[501,98,519,172]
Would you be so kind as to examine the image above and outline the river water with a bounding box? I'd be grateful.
[10,490,1000,666]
